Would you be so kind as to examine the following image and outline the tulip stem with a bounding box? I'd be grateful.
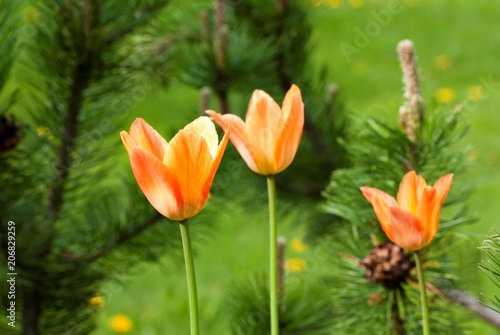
[179,219,199,335]
[267,175,279,335]
[414,251,430,335]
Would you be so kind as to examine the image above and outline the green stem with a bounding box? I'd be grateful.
[414,251,430,335]
[267,175,279,335]
[179,220,199,335]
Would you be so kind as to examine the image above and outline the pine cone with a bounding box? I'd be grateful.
[361,241,413,289]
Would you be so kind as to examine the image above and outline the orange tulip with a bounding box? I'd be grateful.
[206,84,304,175]
[121,117,229,221]
[360,171,453,251]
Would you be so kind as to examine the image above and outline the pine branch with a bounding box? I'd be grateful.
[83,211,164,263]
[48,56,94,216]
[443,288,500,328]
[22,288,40,335]
[105,1,170,47]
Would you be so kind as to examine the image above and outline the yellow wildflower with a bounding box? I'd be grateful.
[286,258,306,272]
[36,126,49,136]
[348,0,363,8]
[404,0,419,7]
[433,55,452,71]
[435,87,455,103]
[88,295,104,308]
[110,314,133,334]
[325,0,342,8]
[467,85,484,101]
[291,239,307,253]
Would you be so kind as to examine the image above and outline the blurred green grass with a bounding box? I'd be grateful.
[94,1,500,334]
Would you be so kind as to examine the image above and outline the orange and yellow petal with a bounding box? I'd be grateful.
[415,186,437,243]
[274,85,304,173]
[127,118,168,160]
[361,187,397,208]
[130,147,184,220]
[371,194,394,238]
[397,171,419,213]
[388,207,424,250]
[163,128,214,219]
[206,111,259,173]
[246,90,284,173]
[185,116,219,158]
[204,125,230,198]
[433,174,454,207]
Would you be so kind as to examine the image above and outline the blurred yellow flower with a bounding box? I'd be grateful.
[23,6,39,23]
[467,149,478,161]
[433,55,452,71]
[467,85,484,101]
[88,295,104,308]
[36,126,49,136]
[348,0,363,8]
[435,87,455,103]
[309,0,324,6]
[291,239,307,253]
[286,258,306,272]
[325,0,342,8]
[110,314,133,334]
[404,0,419,7]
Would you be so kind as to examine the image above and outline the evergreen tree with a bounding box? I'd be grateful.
[0,1,181,334]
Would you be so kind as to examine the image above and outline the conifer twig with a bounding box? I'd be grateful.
[200,86,211,116]
[83,212,163,263]
[397,40,425,143]
[213,0,230,114]
[277,237,286,303]
[105,1,170,47]
[443,288,500,328]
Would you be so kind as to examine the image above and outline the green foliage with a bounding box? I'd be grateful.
[176,0,349,198]
[227,274,333,335]
[0,1,186,334]
[319,105,473,239]
[322,229,472,335]
[316,38,476,333]
[479,231,500,313]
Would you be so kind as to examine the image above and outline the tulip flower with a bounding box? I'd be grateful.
[207,85,303,335]
[121,116,230,221]
[361,171,453,335]
[121,116,229,335]
[206,84,304,175]
[361,171,453,251]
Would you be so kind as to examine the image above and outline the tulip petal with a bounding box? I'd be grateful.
[246,89,283,173]
[361,186,398,207]
[416,186,437,245]
[389,207,424,250]
[206,110,259,173]
[129,147,183,220]
[184,116,219,158]
[370,193,396,239]
[433,173,454,207]
[430,173,453,237]
[274,85,304,173]
[397,171,420,213]
[121,131,138,153]
[204,125,230,197]
[128,118,168,160]
[163,128,214,219]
